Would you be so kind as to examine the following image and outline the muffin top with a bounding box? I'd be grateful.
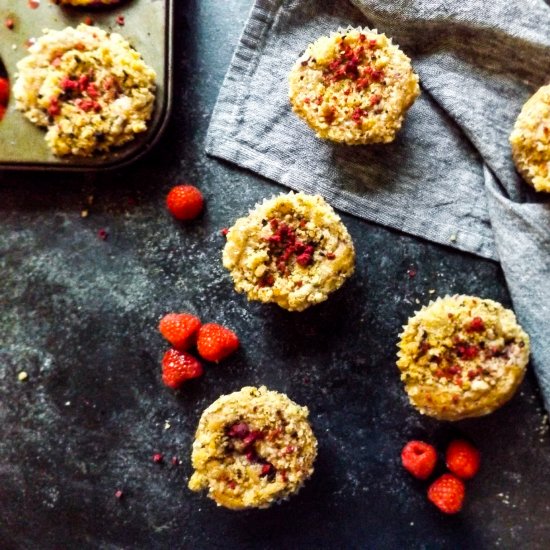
[510,84,550,193]
[288,27,420,144]
[222,192,355,312]
[188,386,317,510]
[397,295,530,421]
[13,24,156,156]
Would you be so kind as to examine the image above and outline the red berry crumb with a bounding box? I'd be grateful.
[114,489,124,499]
[446,439,480,480]
[97,228,108,240]
[428,473,465,514]
[153,453,164,464]
[196,323,239,362]
[401,440,437,480]
[221,228,229,236]
[166,185,204,220]
[84,16,93,26]
[5,18,14,30]
[466,317,485,332]
[171,456,180,466]
[161,349,203,389]
[159,313,201,350]
[116,15,125,26]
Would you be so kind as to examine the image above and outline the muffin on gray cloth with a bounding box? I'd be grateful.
[205,0,550,412]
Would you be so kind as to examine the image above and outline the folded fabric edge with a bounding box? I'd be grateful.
[205,130,499,262]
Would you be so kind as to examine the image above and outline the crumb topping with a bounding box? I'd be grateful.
[510,84,550,193]
[397,295,530,420]
[188,386,317,509]
[289,27,420,145]
[222,192,355,311]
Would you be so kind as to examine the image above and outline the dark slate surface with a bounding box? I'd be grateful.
[1,1,549,548]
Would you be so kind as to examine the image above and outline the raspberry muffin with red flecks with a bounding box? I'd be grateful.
[397,295,530,421]
[222,192,355,312]
[288,27,420,144]
[13,24,155,156]
[510,84,550,193]
[188,386,317,510]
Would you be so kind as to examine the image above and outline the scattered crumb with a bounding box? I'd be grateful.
[5,18,15,30]
[171,456,180,466]
[65,401,71,406]
[17,371,28,381]
[164,420,171,430]
[450,234,457,242]
[81,209,89,218]
[415,298,420,304]
[97,228,108,240]
[153,453,164,464]
[428,289,436,294]
[116,15,125,26]
[114,489,124,499]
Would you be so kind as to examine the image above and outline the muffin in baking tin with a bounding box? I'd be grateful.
[222,192,355,312]
[13,24,156,156]
[288,27,420,145]
[188,386,317,510]
[397,295,530,421]
[510,84,550,193]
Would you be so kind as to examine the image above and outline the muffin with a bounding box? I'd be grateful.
[510,84,550,192]
[222,192,355,312]
[13,24,156,156]
[288,27,420,144]
[397,295,530,421]
[188,386,317,510]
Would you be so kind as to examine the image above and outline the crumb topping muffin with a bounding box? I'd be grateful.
[13,24,156,156]
[188,386,317,510]
[222,192,355,312]
[397,295,530,421]
[288,27,420,145]
[510,84,550,193]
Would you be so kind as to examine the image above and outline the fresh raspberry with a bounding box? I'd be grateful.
[446,439,480,480]
[161,349,203,389]
[159,313,201,350]
[401,440,437,480]
[427,473,465,514]
[166,185,204,220]
[196,323,239,362]
[0,77,9,106]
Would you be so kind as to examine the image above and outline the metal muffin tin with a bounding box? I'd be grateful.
[0,0,172,170]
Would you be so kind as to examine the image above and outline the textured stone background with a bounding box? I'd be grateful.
[0,0,549,548]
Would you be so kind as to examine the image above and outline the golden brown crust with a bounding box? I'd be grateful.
[222,192,355,312]
[397,295,530,421]
[288,27,420,145]
[188,386,317,509]
[510,84,550,193]
[13,24,156,156]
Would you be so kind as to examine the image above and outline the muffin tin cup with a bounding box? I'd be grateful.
[0,0,173,171]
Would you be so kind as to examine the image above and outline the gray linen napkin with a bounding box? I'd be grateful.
[205,0,550,411]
